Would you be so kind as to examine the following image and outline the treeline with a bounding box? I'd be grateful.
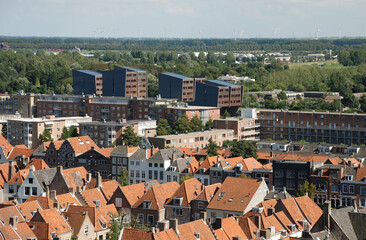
[2,37,366,52]
[338,49,366,66]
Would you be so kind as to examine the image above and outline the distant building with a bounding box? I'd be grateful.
[36,94,85,118]
[7,115,92,148]
[102,66,147,98]
[148,129,234,149]
[192,80,243,114]
[72,69,103,95]
[213,117,260,141]
[158,73,195,102]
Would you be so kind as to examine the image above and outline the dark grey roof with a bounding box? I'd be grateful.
[111,146,130,155]
[330,206,358,240]
[149,148,183,161]
[130,148,149,160]
[264,189,292,200]
[33,168,57,190]
[170,157,195,173]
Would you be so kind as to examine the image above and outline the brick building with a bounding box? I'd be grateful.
[84,96,130,121]
[36,94,85,118]
[0,92,38,117]
[102,66,147,98]
[72,69,103,95]
[259,109,366,145]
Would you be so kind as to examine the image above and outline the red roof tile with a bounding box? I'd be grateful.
[100,180,120,201]
[56,193,81,209]
[25,158,49,170]
[166,178,202,207]
[31,208,72,235]
[17,200,43,221]
[218,217,248,240]
[7,147,34,160]
[153,228,179,240]
[121,180,160,207]
[24,196,54,210]
[121,228,153,240]
[294,196,323,226]
[177,219,216,240]
[81,188,107,207]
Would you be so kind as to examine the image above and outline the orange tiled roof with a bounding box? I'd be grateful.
[0,225,21,240]
[177,148,198,156]
[14,144,28,149]
[7,147,34,160]
[17,200,43,221]
[356,167,366,181]
[218,217,248,240]
[13,222,37,240]
[66,205,99,231]
[264,214,286,233]
[121,228,153,240]
[279,198,306,229]
[25,158,49,170]
[207,177,263,213]
[26,222,50,240]
[62,166,88,190]
[0,205,25,225]
[166,178,202,207]
[98,204,118,220]
[0,162,18,189]
[242,157,265,171]
[56,192,81,209]
[153,228,179,240]
[274,211,295,233]
[195,155,222,173]
[264,162,273,170]
[258,152,330,163]
[258,198,278,216]
[8,169,29,184]
[294,196,323,225]
[81,188,107,207]
[25,196,54,210]
[32,208,72,235]
[183,156,200,173]
[100,180,120,201]
[177,219,216,240]
[97,147,114,158]
[196,183,221,201]
[0,135,12,149]
[214,228,230,240]
[67,136,100,154]
[121,180,160,207]
[133,181,180,210]
[237,216,258,239]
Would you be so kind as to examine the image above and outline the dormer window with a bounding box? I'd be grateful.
[173,197,183,206]
[143,201,152,209]
[345,175,353,181]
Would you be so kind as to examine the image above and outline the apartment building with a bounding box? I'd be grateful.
[84,96,130,121]
[259,109,366,145]
[36,94,85,118]
[213,117,260,141]
[79,119,156,148]
[72,69,103,95]
[102,66,147,98]
[148,129,234,149]
[7,115,92,148]
[158,73,195,102]
[193,80,243,114]
[0,92,38,117]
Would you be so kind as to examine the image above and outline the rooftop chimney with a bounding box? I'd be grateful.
[169,218,178,233]
[50,190,57,201]
[8,160,14,181]
[96,172,102,188]
[254,215,261,230]
[157,220,169,232]
[57,165,63,175]
[268,207,274,216]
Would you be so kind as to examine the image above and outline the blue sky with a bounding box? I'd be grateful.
[1,0,366,38]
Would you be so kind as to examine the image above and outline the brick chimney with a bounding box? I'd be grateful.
[254,214,261,229]
[57,165,63,175]
[169,218,178,233]
[268,207,274,216]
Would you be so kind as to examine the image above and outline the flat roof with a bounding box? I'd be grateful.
[151,129,233,139]
[166,105,219,110]
[160,72,191,80]
[206,80,240,87]
[119,66,145,72]
[80,119,156,126]
[8,116,92,123]
[77,70,102,76]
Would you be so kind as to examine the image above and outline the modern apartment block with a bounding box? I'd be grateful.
[7,115,92,148]
[158,73,195,102]
[36,94,85,117]
[72,69,103,95]
[102,66,147,98]
[0,92,38,117]
[259,109,366,145]
[79,119,156,148]
[213,117,260,141]
[192,80,243,114]
[148,129,234,149]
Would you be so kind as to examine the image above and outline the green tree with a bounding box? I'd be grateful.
[121,126,141,147]
[231,140,258,158]
[296,180,316,200]
[206,137,219,157]
[69,126,78,137]
[190,115,204,132]
[40,129,52,143]
[61,126,70,140]
[222,140,235,148]
[172,114,192,134]
[225,52,236,65]
[239,173,252,179]
[1,123,7,138]
[118,167,129,186]
[360,94,366,112]
[157,119,171,136]
[221,110,231,119]
[204,118,213,130]
[180,174,193,183]
[277,91,288,100]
